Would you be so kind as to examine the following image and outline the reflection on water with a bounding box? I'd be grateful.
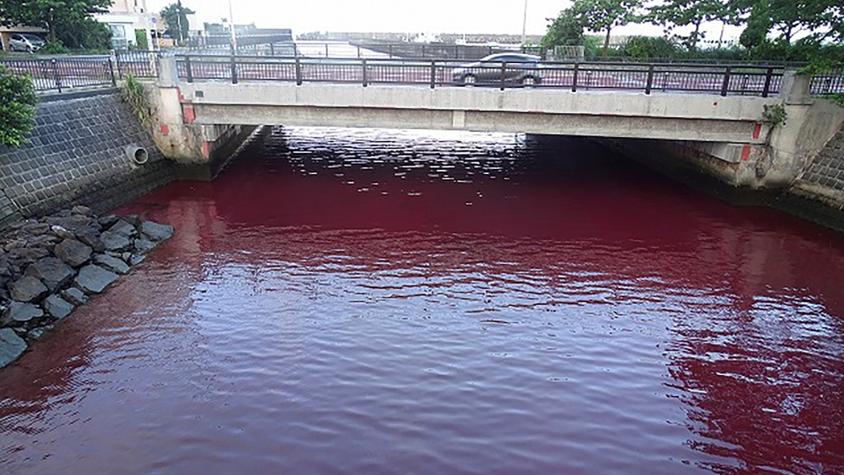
[1,128,843,474]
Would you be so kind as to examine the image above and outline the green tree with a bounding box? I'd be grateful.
[160,1,194,43]
[739,0,771,49]
[0,0,111,44]
[648,0,737,51]
[541,8,585,49]
[572,0,643,54]
[737,0,839,45]
[0,66,37,148]
[56,16,112,50]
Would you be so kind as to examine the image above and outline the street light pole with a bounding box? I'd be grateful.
[176,0,183,44]
[228,0,238,51]
[521,0,528,45]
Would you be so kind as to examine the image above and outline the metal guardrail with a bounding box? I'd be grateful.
[1,51,842,98]
[0,55,117,93]
[176,54,788,97]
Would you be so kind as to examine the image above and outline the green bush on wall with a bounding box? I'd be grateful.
[0,66,37,148]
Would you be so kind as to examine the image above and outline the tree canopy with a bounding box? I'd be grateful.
[648,0,735,50]
[160,1,194,43]
[0,0,111,45]
[540,0,843,61]
[541,7,584,50]
[571,0,643,53]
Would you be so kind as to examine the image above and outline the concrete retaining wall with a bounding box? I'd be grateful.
[800,126,844,191]
[790,125,844,210]
[0,90,179,228]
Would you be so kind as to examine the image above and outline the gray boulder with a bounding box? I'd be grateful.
[27,326,51,341]
[74,265,118,294]
[43,295,74,320]
[54,239,93,267]
[6,302,44,324]
[108,220,138,237]
[140,221,174,242]
[9,275,48,302]
[77,230,105,253]
[24,257,75,292]
[71,205,93,216]
[94,254,130,275]
[133,239,157,254]
[129,254,146,266]
[98,214,120,228]
[0,328,27,368]
[100,231,133,252]
[49,225,75,240]
[61,287,89,306]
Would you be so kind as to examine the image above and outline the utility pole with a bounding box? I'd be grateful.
[228,0,238,51]
[176,0,183,44]
[521,0,529,45]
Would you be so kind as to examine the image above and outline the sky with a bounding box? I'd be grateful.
[146,0,744,41]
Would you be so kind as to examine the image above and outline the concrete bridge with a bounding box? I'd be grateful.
[146,55,844,189]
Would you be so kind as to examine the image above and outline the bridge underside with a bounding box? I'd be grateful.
[192,103,769,144]
[179,83,774,145]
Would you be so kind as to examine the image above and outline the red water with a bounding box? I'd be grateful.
[2,128,844,474]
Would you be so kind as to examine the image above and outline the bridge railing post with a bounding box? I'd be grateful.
[430,60,436,89]
[571,63,579,92]
[362,58,368,87]
[185,55,194,83]
[108,57,117,86]
[762,67,773,98]
[645,64,654,95]
[295,55,302,85]
[230,44,238,84]
[500,62,506,91]
[720,66,732,96]
[51,59,62,93]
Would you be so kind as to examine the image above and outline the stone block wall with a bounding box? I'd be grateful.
[0,90,179,228]
[800,126,844,191]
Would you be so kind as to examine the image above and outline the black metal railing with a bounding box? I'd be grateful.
[115,50,159,78]
[810,69,844,95]
[0,55,117,93]
[2,50,841,99]
[176,54,788,97]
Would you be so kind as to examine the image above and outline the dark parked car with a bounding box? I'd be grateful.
[452,53,543,86]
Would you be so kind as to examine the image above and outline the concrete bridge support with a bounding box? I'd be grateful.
[146,56,258,178]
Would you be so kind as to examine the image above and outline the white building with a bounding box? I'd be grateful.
[94,0,156,49]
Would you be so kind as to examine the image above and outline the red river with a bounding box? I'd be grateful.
[1,128,843,474]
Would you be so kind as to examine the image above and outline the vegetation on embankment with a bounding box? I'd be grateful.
[0,65,37,148]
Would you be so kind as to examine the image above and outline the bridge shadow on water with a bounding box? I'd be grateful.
[1,126,843,474]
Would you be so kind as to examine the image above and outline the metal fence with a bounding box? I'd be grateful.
[344,42,543,60]
[176,55,789,97]
[811,69,844,95]
[0,56,117,93]
[2,51,842,98]
[115,50,159,78]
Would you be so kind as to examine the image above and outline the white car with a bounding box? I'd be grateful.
[9,33,46,53]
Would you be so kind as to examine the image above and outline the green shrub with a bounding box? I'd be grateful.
[38,41,70,55]
[622,36,679,59]
[56,17,113,51]
[134,29,149,50]
[0,66,38,147]
[122,74,151,127]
